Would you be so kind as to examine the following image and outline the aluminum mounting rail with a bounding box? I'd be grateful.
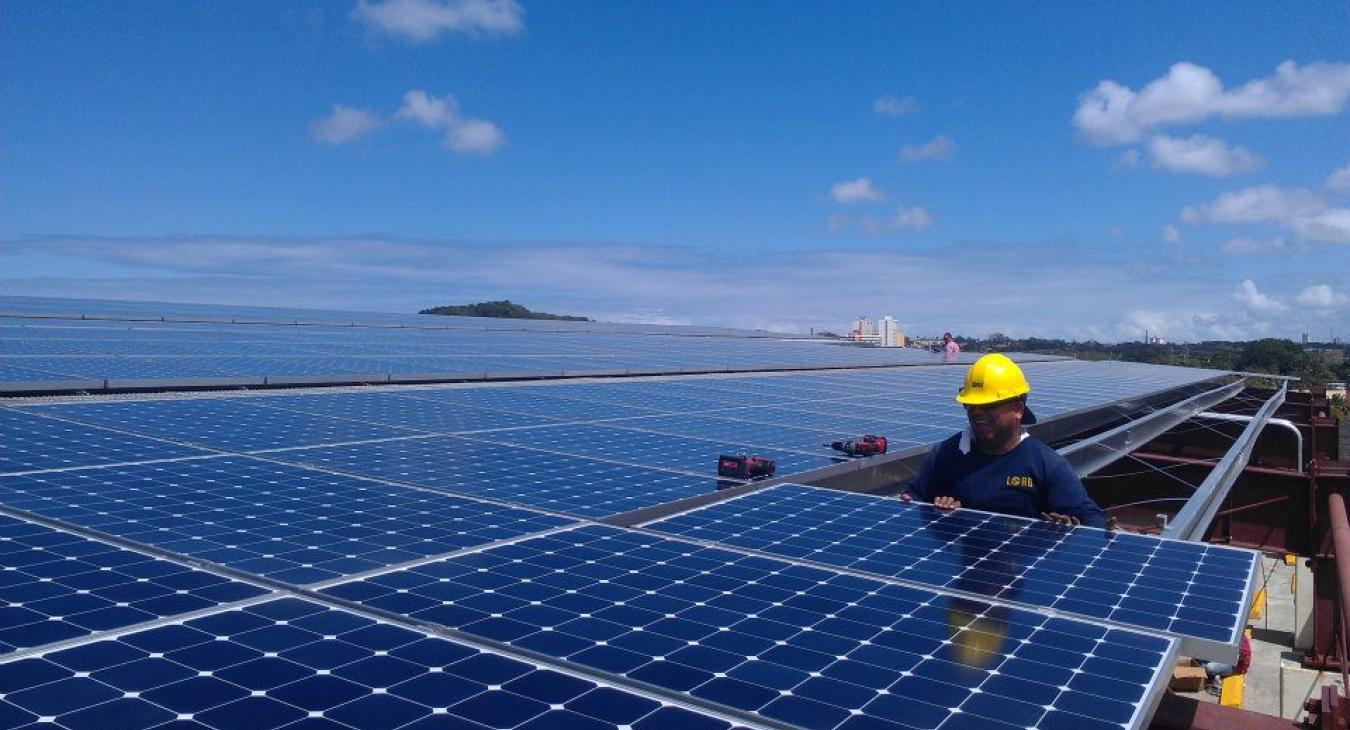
[1057,378,1247,478]
[1163,380,1288,542]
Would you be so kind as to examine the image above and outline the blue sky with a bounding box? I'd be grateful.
[3,1,1349,340]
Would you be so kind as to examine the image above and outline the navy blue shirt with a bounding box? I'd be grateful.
[903,431,1107,528]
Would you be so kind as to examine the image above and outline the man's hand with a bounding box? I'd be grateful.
[933,495,962,511]
[1041,512,1080,527]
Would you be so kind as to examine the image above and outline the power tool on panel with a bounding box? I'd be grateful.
[717,453,777,480]
[829,434,888,457]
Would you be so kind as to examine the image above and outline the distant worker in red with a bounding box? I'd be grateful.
[899,353,1110,528]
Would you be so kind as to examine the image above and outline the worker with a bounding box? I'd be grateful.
[899,353,1109,528]
[1196,632,1252,695]
[942,332,960,355]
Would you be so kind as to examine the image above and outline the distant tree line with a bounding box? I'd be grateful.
[419,300,590,321]
[957,334,1349,387]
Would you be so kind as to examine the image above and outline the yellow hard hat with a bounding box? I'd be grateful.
[956,353,1030,405]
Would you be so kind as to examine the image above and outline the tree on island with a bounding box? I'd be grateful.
[419,300,590,321]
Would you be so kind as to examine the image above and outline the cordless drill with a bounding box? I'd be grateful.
[830,434,888,457]
[717,454,777,480]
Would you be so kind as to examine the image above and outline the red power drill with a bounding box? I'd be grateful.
[829,434,888,457]
[717,454,777,480]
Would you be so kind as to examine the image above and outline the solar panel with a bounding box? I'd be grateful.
[264,435,721,518]
[17,399,418,452]
[322,524,1178,730]
[645,484,1259,660]
[0,597,750,730]
[249,390,564,432]
[456,424,837,476]
[0,408,211,475]
[0,514,269,654]
[0,457,575,585]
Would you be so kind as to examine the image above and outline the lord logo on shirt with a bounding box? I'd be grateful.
[1005,475,1035,489]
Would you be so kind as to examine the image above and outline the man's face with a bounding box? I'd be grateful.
[964,398,1023,451]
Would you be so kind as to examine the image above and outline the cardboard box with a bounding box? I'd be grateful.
[1171,666,1208,692]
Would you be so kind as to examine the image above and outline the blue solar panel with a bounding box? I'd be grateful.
[587,414,897,456]
[0,597,747,730]
[0,514,269,654]
[458,424,836,476]
[265,436,720,518]
[396,386,674,421]
[250,390,563,432]
[646,484,1260,661]
[0,458,574,585]
[322,524,1178,730]
[17,399,417,452]
[0,408,210,475]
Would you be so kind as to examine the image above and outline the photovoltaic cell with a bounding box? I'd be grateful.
[265,435,722,518]
[0,408,210,475]
[0,597,748,730]
[0,457,574,585]
[0,514,268,655]
[646,484,1260,660]
[323,524,1178,730]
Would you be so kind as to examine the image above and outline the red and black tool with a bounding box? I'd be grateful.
[717,454,777,480]
[829,434,888,457]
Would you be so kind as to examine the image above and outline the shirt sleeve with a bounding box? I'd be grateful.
[1042,449,1108,528]
[902,443,942,502]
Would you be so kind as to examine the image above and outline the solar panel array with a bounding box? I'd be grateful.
[1,297,1047,390]
[323,524,1177,730]
[6,359,1226,519]
[646,484,1260,659]
[1,597,752,730]
[0,302,1252,730]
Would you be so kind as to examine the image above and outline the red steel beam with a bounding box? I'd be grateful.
[1327,493,1350,693]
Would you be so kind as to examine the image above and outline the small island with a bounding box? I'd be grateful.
[419,300,591,321]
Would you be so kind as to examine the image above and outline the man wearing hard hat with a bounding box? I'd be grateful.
[899,353,1109,528]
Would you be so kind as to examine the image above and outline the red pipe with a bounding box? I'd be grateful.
[1325,492,1350,695]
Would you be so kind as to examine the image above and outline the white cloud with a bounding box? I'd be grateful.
[446,118,506,155]
[873,96,918,117]
[1073,60,1350,145]
[1161,224,1184,243]
[830,178,886,204]
[1296,284,1349,309]
[310,105,383,145]
[1180,185,1325,223]
[1233,278,1287,314]
[352,0,523,42]
[395,90,507,155]
[1327,164,1350,191]
[395,89,459,127]
[1107,226,1126,238]
[890,204,934,230]
[1293,208,1350,244]
[1111,149,1142,171]
[1181,184,1350,247]
[1220,236,1296,255]
[1147,134,1263,177]
[899,135,955,164]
